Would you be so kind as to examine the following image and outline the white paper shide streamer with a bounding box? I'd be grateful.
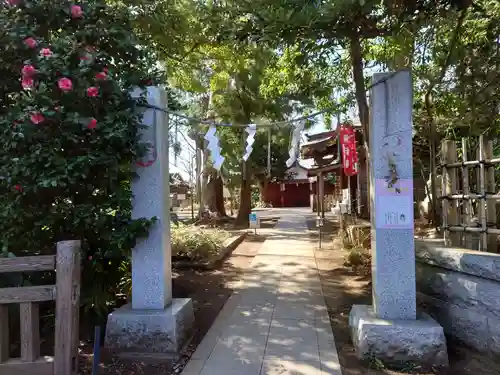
[242,124,257,161]
[285,121,305,168]
[204,125,225,170]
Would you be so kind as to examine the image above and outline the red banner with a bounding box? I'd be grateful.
[339,125,358,176]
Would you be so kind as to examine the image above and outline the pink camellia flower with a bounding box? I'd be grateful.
[58,77,73,92]
[14,184,23,192]
[24,37,37,48]
[71,5,83,18]
[21,78,34,90]
[39,48,53,57]
[21,65,36,77]
[87,86,99,97]
[6,0,20,6]
[95,71,107,80]
[87,118,97,129]
[30,113,45,125]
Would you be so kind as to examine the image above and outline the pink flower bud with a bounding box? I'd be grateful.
[21,65,36,77]
[87,86,99,97]
[30,113,45,125]
[14,184,23,192]
[24,37,37,48]
[58,78,73,92]
[87,118,97,129]
[71,5,83,18]
[95,71,107,80]
[39,48,53,57]
[22,78,34,90]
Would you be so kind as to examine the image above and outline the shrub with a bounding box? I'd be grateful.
[0,0,165,317]
[171,224,230,261]
[345,248,365,267]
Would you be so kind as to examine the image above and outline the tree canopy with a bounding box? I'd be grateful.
[129,0,499,222]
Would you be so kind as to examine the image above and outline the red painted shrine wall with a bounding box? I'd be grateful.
[261,179,337,208]
[262,182,311,208]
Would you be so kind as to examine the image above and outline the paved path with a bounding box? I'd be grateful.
[182,211,342,375]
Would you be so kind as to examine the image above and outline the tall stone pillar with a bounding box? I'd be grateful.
[349,70,448,369]
[105,87,194,358]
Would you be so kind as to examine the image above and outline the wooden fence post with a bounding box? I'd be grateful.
[484,139,497,252]
[441,140,460,246]
[20,302,40,361]
[477,136,488,251]
[54,240,81,375]
[461,138,473,249]
[0,305,8,363]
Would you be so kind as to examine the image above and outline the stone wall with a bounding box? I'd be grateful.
[415,239,500,356]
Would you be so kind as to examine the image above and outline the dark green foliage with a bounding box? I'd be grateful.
[0,0,162,316]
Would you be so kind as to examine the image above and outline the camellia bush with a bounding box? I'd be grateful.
[0,0,161,316]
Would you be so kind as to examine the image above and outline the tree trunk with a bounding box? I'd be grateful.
[349,33,371,218]
[425,92,439,225]
[203,167,226,216]
[235,162,252,226]
[214,175,227,216]
[195,137,203,218]
[261,178,269,204]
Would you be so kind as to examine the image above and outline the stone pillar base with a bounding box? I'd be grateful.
[349,305,448,369]
[105,298,195,360]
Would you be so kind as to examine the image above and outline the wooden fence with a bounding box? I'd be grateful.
[440,136,499,251]
[0,240,81,375]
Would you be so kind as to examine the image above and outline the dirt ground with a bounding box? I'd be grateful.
[79,234,267,375]
[308,218,500,375]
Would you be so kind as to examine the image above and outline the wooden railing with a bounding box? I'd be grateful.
[0,240,81,375]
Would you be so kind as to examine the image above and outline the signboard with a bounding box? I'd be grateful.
[249,213,260,229]
[339,125,358,176]
[342,188,351,214]
[177,194,186,200]
[375,179,413,229]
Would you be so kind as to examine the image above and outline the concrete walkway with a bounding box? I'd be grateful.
[182,212,342,375]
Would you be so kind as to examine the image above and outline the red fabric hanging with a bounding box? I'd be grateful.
[339,125,358,176]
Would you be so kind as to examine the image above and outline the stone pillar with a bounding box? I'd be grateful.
[370,71,416,319]
[349,70,448,369]
[130,86,171,310]
[105,87,194,359]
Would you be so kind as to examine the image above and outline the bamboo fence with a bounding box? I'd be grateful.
[440,135,499,252]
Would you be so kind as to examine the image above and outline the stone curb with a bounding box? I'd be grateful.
[173,231,248,270]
